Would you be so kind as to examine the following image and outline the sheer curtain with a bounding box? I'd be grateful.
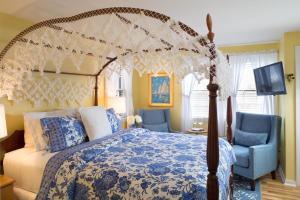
[105,69,134,115]
[229,51,278,121]
[217,99,227,137]
[181,74,196,131]
[123,69,134,115]
[182,74,227,136]
[229,54,247,129]
[247,52,277,115]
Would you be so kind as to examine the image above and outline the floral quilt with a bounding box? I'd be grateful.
[36,128,235,200]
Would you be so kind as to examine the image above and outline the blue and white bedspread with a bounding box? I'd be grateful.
[37,128,235,200]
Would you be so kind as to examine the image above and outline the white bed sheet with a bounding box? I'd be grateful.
[14,187,36,200]
[3,148,56,194]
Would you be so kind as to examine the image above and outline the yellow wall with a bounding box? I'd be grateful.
[279,37,286,177]
[279,31,300,181]
[0,12,104,138]
[0,13,32,50]
[219,42,279,54]
[132,71,182,131]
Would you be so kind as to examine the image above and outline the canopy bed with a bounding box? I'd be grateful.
[0,7,234,200]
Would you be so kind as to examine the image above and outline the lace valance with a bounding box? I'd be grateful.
[0,7,232,106]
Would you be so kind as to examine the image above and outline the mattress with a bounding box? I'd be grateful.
[3,148,56,194]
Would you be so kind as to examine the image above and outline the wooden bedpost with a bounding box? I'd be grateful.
[206,14,219,200]
[226,55,234,200]
[226,55,233,145]
[226,97,233,143]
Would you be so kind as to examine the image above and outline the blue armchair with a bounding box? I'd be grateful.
[139,109,174,132]
[233,112,281,190]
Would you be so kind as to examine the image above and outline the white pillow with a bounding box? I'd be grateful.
[78,106,112,140]
[24,109,78,151]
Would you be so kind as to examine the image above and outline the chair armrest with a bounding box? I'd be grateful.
[249,144,273,151]
[249,144,277,178]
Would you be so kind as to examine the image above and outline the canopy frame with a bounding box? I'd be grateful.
[0,7,233,200]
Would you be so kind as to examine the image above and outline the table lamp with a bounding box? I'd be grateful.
[0,104,7,139]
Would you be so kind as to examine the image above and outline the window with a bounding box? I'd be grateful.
[236,63,264,113]
[190,79,209,119]
[189,61,270,118]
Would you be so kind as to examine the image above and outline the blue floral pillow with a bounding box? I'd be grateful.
[40,116,87,152]
[106,108,122,133]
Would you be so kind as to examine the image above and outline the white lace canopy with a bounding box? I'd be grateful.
[0,7,232,105]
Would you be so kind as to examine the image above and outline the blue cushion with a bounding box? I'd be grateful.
[239,114,271,142]
[106,108,122,133]
[142,123,169,132]
[233,145,249,168]
[40,116,87,152]
[141,110,166,124]
[235,129,268,147]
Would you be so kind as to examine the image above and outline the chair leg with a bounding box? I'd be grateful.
[271,170,276,179]
[250,180,256,191]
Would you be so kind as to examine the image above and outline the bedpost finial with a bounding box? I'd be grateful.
[206,14,212,31]
[206,14,214,43]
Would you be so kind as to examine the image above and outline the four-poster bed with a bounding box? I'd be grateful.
[0,7,234,200]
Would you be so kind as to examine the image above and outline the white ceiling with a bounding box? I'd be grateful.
[0,0,300,46]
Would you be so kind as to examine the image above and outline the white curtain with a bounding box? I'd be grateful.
[123,70,134,115]
[217,99,227,137]
[181,74,227,136]
[229,54,247,129]
[229,51,278,122]
[181,74,196,131]
[246,52,277,115]
[105,69,134,115]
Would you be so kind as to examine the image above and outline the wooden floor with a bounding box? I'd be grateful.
[261,173,300,200]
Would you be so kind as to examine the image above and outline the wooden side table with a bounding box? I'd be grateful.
[186,128,208,135]
[0,175,14,200]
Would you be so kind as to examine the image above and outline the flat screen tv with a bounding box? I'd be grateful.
[254,61,287,96]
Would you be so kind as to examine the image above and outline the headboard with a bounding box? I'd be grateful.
[0,130,24,174]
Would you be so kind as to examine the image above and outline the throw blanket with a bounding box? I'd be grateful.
[37,128,235,200]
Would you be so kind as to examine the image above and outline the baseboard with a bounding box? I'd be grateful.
[284,179,297,187]
[278,165,297,187]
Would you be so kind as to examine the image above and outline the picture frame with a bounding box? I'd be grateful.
[148,73,173,107]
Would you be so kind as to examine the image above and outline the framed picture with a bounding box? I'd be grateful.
[148,73,173,107]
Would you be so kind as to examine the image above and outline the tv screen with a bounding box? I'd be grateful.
[254,61,287,96]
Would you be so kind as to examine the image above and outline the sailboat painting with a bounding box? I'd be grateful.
[149,73,173,106]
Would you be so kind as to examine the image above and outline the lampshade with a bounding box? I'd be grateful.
[0,104,7,139]
[107,96,126,114]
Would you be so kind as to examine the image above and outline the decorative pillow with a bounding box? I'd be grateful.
[40,116,87,152]
[106,108,122,133]
[142,122,169,132]
[235,129,268,147]
[24,109,79,151]
[78,106,112,140]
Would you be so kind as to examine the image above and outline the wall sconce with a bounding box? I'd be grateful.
[286,73,295,82]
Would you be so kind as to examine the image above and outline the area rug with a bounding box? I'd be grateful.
[233,176,261,200]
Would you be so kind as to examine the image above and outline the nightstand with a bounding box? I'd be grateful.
[186,128,208,135]
[0,175,14,200]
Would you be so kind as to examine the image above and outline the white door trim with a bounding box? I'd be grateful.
[295,46,300,186]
